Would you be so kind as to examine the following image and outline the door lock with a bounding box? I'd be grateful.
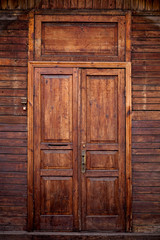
[81,150,86,173]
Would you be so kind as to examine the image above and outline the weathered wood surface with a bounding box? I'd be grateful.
[0,15,28,231]
[0,0,159,10]
[0,6,160,235]
[132,14,160,233]
[0,232,160,240]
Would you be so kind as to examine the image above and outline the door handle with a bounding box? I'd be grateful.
[81,150,86,173]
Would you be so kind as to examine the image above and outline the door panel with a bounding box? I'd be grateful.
[41,74,72,142]
[33,67,78,231]
[81,69,125,231]
[33,66,126,232]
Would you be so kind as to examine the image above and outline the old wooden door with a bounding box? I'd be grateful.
[32,64,126,232]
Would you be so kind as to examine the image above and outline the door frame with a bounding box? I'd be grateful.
[27,61,132,232]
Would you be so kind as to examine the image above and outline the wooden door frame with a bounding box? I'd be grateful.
[28,61,132,232]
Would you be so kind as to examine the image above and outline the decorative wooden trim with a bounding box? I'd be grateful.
[28,61,132,232]
[125,62,132,232]
[28,61,130,68]
[28,10,35,61]
[125,11,131,62]
[27,62,34,231]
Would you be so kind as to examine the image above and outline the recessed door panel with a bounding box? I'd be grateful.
[86,74,118,143]
[41,74,72,142]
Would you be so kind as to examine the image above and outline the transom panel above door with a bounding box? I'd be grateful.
[28,62,132,232]
[34,14,127,61]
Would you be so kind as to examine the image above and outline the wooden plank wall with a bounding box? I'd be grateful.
[0,0,160,233]
[0,14,28,230]
[132,14,160,232]
[0,0,160,11]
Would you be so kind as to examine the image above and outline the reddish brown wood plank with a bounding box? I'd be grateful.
[133,98,160,104]
[133,178,160,187]
[133,201,160,213]
[0,154,27,162]
[0,89,26,97]
[0,51,28,59]
[132,143,160,148]
[0,132,27,138]
[134,186,160,194]
[86,0,93,8]
[0,97,25,105]
[132,53,160,60]
[133,171,160,179]
[132,120,160,128]
[0,124,27,131]
[0,139,27,147]
[133,162,160,171]
[132,135,160,143]
[133,104,160,111]
[0,196,27,206]
[0,106,26,116]
[133,213,160,225]
[0,81,26,89]
[132,30,160,38]
[0,162,27,172]
[0,116,26,124]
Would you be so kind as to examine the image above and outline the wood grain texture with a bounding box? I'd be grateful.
[0,15,28,231]
[0,0,158,10]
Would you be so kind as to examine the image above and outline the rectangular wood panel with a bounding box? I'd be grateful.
[86,73,118,143]
[41,74,72,142]
[35,15,125,61]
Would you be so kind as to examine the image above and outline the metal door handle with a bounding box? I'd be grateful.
[81,150,86,173]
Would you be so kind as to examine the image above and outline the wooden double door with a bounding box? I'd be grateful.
[33,64,126,232]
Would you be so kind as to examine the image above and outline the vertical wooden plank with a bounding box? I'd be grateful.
[101,0,108,9]
[126,11,131,62]
[116,0,123,9]
[28,0,35,8]
[78,0,85,8]
[93,0,101,9]
[108,0,116,9]
[131,0,138,10]
[35,15,42,60]
[138,0,145,10]
[35,0,42,8]
[146,0,153,11]
[64,0,71,8]
[18,0,28,9]
[28,11,34,61]
[57,0,64,8]
[126,62,132,232]
[124,0,131,9]
[71,0,78,8]
[1,0,8,9]
[153,0,160,11]
[8,0,18,9]
[27,63,34,231]
[41,0,49,8]
[49,0,57,8]
[86,0,92,8]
